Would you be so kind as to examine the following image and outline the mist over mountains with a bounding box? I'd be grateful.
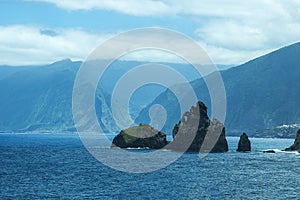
[0,43,299,138]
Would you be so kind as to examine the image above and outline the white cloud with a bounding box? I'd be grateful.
[0,25,114,65]
[31,0,300,20]
[0,25,203,65]
[28,0,300,65]
[30,0,174,16]
[197,41,275,65]
[0,24,294,66]
[193,0,300,53]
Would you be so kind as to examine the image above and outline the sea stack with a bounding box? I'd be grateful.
[169,101,228,153]
[284,129,300,152]
[236,132,251,152]
[111,124,168,149]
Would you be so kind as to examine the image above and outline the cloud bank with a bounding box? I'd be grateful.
[2,0,300,65]
[0,25,113,65]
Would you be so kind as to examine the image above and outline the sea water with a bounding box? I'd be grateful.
[0,133,299,199]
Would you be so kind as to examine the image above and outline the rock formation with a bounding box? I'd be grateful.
[169,101,228,153]
[111,124,168,149]
[111,101,228,153]
[263,150,276,153]
[236,133,251,152]
[284,129,300,152]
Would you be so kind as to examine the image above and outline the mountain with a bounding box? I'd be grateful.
[0,59,210,133]
[2,41,298,137]
[0,59,116,133]
[136,42,300,138]
[0,59,78,132]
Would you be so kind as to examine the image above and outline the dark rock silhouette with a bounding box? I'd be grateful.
[284,129,300,152]
[112,101,228,153]
[236,133,251,152]
[111,124,168,149]
[169,101,228,153]
[263,150,276,153]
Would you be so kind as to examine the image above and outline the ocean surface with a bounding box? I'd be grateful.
[0,133,299,199]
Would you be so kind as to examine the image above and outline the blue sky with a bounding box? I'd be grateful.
[0,0,196,33]
[1,0,300,65]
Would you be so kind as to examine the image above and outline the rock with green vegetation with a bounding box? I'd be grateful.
[236,132,251,152]
[284,129,300,152]
[169,101,228,153]
[111,124,168,149]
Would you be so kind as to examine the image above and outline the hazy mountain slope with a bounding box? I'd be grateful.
[136,42,300,137]
[0,59,210,133]
[0,60,79,132]
[223,42,300,134]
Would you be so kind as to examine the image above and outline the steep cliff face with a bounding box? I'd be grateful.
[170,101,228,153]
[285,129,300,151]
[0,59,211,133]
[136,42,300,137]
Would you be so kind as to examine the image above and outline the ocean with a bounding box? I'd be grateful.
[0,133,299,199]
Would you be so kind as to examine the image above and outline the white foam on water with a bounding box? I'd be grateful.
[263,149,300,154]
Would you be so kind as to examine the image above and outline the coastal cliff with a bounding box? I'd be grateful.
[285,129,300,152]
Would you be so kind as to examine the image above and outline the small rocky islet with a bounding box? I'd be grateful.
[112,101,300,153]
[236,132,251,152]
[169,101,228,152]
[111,124,168,149]
[112,101,229,152]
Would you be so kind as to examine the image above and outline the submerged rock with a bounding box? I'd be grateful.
[263,150,276,153]
[169,101,228,153]
[237,133,251,152]
[111,124,168,149]
[284,129,300,152]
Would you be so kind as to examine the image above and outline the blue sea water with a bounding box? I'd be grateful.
[0,133,299,199]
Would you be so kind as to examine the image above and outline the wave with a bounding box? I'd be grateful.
[263,149,300,154]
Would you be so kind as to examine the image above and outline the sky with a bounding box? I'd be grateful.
[0,0,300,66]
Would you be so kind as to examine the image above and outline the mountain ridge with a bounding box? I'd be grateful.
[136,42,300,137]
[0,59,216,133]
[0,42,299,137]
